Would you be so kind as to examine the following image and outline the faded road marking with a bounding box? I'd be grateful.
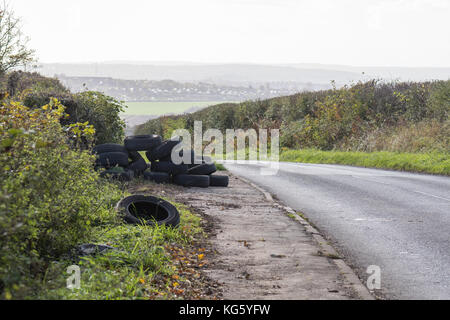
[413,191,450,202]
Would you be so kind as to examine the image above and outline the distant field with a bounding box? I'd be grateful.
[124,101,228,116]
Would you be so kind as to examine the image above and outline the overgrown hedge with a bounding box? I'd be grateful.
[0,97,123,299]
[1,71,127,145]
[135,80,449,154]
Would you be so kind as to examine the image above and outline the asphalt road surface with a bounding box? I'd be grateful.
[223,161,450,299]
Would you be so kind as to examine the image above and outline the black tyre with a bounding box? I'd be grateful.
[129,157,148,174]
[188,163,217,175]
[128,151,143,162]
[93,143,128,155]
[189,155,213,168]
[146,139,181,162]
[209,175,229,187]
[124,135,162,152]
[143,171,171,184]
[151,161,188,175]
[100,169,134,181]
[96,152,129,168]
[173,174,210,188]
[159,155,171,162]
[116,195,180,227]
[161,149,195,164]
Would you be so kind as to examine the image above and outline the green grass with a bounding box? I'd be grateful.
[124,101,229,116]
[213,147,449,175]
[280,149,450,175]
[215,162,227,171]
[31,201,203,300]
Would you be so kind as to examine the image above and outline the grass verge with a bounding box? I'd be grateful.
[280,149,450,175]
[215,162,227,171]
[31,201,212,300]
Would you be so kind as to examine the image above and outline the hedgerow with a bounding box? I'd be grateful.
[0,97,123,299]
[1,71,127,145]
[135,80,449,154]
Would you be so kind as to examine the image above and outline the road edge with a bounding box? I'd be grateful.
[233,173,375,300]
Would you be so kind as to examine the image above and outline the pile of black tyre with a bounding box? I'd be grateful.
[94,135,229,188]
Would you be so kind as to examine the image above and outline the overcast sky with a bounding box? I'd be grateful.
[11,0,450,67]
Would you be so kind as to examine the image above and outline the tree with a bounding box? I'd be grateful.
[0,1,34,75]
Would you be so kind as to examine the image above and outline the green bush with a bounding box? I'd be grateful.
[23,90,126,145]
[428,80,450,121]
[71,91,127,144]
[0,71,127,145]
[0,71,68,97]
[0,98,123,299]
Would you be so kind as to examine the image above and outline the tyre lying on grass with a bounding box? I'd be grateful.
[116,195,180,227]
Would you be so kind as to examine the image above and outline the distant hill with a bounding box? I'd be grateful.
[286,64,450,82]
[56,75,328,102]
[35,62,449,86]
[36,63,364,85]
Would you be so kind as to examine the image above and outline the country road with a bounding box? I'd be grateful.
[222,161,450,299]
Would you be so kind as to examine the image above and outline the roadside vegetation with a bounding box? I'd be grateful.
[137,80,449,175]
[215,163,227,171]
[0,96,119,298]
[280,149,449,175]
[3,71,127,145]
[0,0,448,301]
[0,89,208,300]
[0,4,210,299]
[32,202,205,300]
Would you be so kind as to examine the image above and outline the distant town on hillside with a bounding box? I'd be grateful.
[57,75,330,102]
[37,62,449,102]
